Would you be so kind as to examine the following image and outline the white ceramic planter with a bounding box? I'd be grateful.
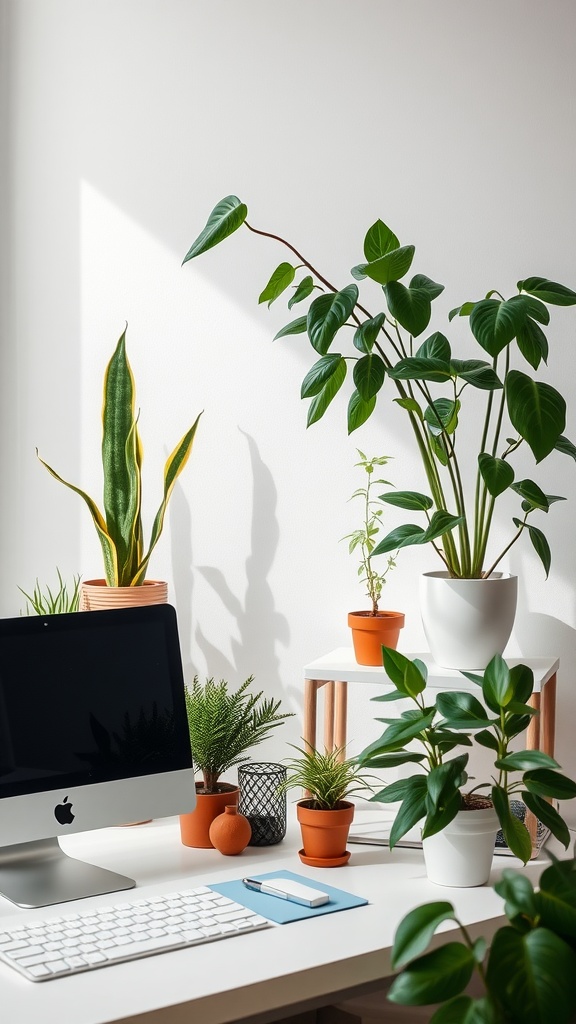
[422,806,499,887]
[420,571,518,670]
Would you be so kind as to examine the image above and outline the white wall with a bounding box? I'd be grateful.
[3,0,576,798]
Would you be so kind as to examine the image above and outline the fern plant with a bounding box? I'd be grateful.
[19,569,81,614]
[185,675,293,793]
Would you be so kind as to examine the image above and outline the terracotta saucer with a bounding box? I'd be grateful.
[298,848,351,868]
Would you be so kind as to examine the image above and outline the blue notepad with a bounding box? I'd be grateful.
[209,869,368,924]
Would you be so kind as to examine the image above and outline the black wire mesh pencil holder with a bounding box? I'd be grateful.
[238,762,287,846]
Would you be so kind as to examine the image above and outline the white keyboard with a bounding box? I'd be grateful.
[0,885,272,982]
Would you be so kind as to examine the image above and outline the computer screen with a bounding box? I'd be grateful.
[0,603,196,908]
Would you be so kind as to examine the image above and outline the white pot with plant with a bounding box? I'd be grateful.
[183,198,576,669]
[342,451,403,665]
[38,327,201,609]
[358,647,576,886]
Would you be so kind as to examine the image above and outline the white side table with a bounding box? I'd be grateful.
[304,648,558,757]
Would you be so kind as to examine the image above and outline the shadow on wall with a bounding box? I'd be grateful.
[179,429,289,695]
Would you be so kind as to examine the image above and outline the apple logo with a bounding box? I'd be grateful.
[54,796,75,826]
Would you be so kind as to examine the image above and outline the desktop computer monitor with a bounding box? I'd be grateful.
[0,603,196,908]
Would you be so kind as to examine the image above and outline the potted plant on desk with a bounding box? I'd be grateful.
[183,197,576,670]
[180,674,293,848]
[279,744,375,867]
[37,326,202,609]
[387,856,576,1024]
[358,647,576,886]
[342,451,404,666]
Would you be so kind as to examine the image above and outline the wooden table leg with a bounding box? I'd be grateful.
[324,681,335,751]
[334,681,348,759]
[540,673,557,758]
[303,678,319,753]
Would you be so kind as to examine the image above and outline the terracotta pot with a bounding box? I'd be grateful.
[348,610,405,666]
[80,579,168,610]
[180,783,240,849]
[209,805,252,855]
[296,799,355,866]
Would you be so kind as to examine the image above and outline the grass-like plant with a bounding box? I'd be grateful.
[19,569,81,614]
[280,744,375,810]
[37,326,202,587]
[342,450,396,614]
[185,675,293,794]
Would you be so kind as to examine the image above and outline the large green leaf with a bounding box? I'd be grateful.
[392,901,457,969]
[388,943,475,1006]
[273,316,307,340]
[451,360,503,391]
[496,751,560,771]
[470,298,527,356]
[555,434,576,461]
[306,358,347,426]
[481,655,514,712]
[526,524,551,578]
[372,711,436,750]
[495,869,538,921]
[478,453,514,497]
[411,274,445,300]
[384,281,432,337]
[416,331,451,361]
[511,478,549,511]
[258,262,295,307]
[430,996,497,1023]
[506,370,566,462]
[307,285,358,354]
[425,398,460,436]
[537,858,576,933]
[491,785,532,864]
[380,490,434,511]
[516,316,549,370]
[387,778,429,848]
[353,313,386,353]
[102,328,139,580]
[509,663,535,704]
[288,275,315,309]
[301,354,344,398]
[523,769,576,801]
[380,647,428,693]
[363,219,400,261]
[518,277,576,306]
[182,195,247,262]
[436,691,490,728]
[388,357,451,383]
[347,390,376,432]
[351,245,415,285]
[372,523,427,554]
[486,926,576,1024]
[522,792,571,849]
[353,353,386,399]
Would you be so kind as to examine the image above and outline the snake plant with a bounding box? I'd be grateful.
[38,326,202,587]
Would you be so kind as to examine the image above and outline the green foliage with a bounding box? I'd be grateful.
[279,744,375,811]
[38,327,202,586]
[388,857,576,1024]
[184,199,576,579]
[341,451,397,614]
[358,649,576,862]
[185,675,293,794]
[19,569,81,614]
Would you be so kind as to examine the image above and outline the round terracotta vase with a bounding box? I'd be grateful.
[209,805,252,855]
[419,571,518,671]
[297,799,355,867]
[348,610,405,666]
[80,579,168,610]
[180,783,240,849]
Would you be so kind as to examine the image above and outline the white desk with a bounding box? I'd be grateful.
[0,814,559,1024]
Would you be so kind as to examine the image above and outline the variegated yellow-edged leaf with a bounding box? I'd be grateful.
[133,412,202,585]
[102,327,140,577]
[36,450,119,586]
[119,418,144,586]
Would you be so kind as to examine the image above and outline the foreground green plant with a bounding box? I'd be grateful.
[185,675,293,794]
[184,197,576,579]
[38,326,202,586]
[19,569,81,615]
[342,451,396,614]
[279,744,375,810]
[388,856,576,1023]
[358,648,576,863]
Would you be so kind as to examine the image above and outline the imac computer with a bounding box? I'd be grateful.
[0,603,196,908]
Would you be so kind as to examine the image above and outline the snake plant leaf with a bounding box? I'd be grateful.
[353,313,386,353]
[288,275,315,309]
[388,942,476,1006]
[470,297,527,357]
[384,280,432,337]
[506,370,566,462]
[182,195,247,262]
[353,353,386,400]
[391,901,457,969]
[347,390,376,432]
[518,277,576,306]
[36,451,118,586]
[363,219,400,262]
[258,262,296,307]
[132,412,203,586]
[273,316,308,340]
[307,285,358,354]
[351,245,415,285]
[306,357,347,427]
[478,453,514,497]
[102,329,140,582]
[301,354,344,399]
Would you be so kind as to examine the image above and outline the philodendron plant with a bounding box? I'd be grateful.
[38,327,202,587]
[358,647,576,863]
[184,197,576,579]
